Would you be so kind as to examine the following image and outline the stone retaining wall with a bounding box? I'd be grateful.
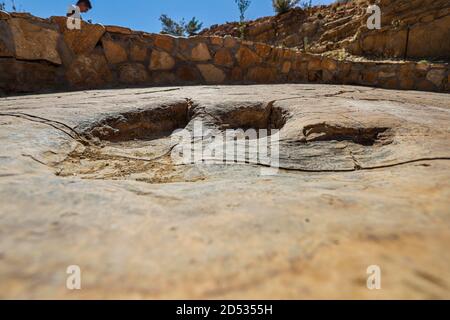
[0,12,449,95]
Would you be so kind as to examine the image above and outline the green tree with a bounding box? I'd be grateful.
[234,0,251,23]
[159,14,204,37]
[159,14,185,36]
[234,0,251,39]
[185,17,203,36]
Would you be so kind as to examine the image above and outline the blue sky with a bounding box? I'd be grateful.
[3,0,333,33]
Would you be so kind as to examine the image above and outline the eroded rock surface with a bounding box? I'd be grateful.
[0,85,449,299]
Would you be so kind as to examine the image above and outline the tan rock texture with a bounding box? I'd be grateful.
[197,64,226,84]
[214,48,234,67]
[0,85,449,299]
[236,46,262,69]
[105,25,132,35]
[191,42,212,61]
[102,34,128,64]
[0,20,14,57]
[130,43,148,62]
[153,34,174,52]
[149,50,175,71]
[9,17,61,64]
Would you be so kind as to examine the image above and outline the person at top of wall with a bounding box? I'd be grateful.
[67,0,92,17]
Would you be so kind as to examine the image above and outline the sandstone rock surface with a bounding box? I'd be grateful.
[191,43,211,61]
[149,50,175,71]
[102,35,128,64]
[0,84,449,299]
[0,20,14,57]
[197,64,226,84]
[9,17,61,64]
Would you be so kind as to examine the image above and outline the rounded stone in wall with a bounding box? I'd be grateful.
[236,46,261,69]
[197,64,226,84]
[149,50,175,71]
[102,37,128,64]
[153,34,174,52]
[152,71,176,85]
[119,63,149,84]
[130,43,148,62]
[191,43,211,61]
[223,36,237,48]
[176,65,199,82]
[66,51,113,88]
[426,69,446,88]
[247,66,278,83]
[214,48,234,67]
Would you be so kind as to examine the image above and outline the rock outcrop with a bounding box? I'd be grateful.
[200,0,450,60]
[0,85,449,298]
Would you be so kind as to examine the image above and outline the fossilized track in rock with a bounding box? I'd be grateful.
[82,102,191,143]
[54,99,398,183]
[55,100,287,183]
[301,123,392,146]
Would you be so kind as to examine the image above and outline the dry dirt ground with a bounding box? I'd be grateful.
[0,84,449,299]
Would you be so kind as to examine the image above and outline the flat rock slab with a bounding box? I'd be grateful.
[0,84,449,299]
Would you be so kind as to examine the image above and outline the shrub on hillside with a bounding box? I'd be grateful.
[272,0,300,14]
[235,0,252,22]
